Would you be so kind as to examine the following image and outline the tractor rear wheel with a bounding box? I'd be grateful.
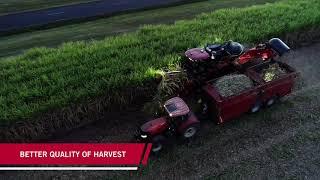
[266,96,278,107]
[182,123,200,139]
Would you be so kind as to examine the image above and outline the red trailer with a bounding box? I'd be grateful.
[202,60,298,124]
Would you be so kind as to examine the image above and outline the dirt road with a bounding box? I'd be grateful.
[2,43,320,179]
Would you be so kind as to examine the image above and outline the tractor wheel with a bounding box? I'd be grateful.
[201,102,209,115]
[197,102,209,120]
[151,135,166,153]
[182,123,200,139]
[250,102,262,113]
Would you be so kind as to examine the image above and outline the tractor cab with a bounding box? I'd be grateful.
[164,97,192,127]
[136,97,200,152]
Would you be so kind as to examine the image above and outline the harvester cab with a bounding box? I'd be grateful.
[135,97,200,153]
[192,40,245,61]
[182,38,291,84]
[224,41,245,56]
[206,41,243,61]
[183,40,249,84]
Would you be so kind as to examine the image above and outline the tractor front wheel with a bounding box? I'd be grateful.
[151,135,166,153]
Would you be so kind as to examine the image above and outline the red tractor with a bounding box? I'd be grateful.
[135,97,200,153]
[182,38,291,82]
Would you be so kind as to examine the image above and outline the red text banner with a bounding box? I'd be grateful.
[0,143,151,166]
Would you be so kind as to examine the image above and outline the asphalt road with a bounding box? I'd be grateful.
[0,0,189,34]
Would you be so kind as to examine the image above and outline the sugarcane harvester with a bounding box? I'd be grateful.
[182,38,291,84]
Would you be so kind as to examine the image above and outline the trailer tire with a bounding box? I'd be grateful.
[151,135,166,153]
[250,102,262,113]
[182,123,200,139]
[266,96,278,107]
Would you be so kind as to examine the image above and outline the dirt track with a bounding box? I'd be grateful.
[2,43,320,179]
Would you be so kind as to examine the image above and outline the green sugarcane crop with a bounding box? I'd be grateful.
[0,0,320,124]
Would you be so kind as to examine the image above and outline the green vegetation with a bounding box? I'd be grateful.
[0,0,95,15]
[0,0,277,58]
[1,0,320,125]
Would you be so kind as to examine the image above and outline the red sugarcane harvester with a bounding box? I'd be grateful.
[183,38,291,83]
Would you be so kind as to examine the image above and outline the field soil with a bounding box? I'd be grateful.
[1,43,320,179]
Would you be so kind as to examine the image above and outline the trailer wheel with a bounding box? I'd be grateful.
[182,123,200,139]
[151,135,166,153]
[250,102,262,113]
[266,96,278,107]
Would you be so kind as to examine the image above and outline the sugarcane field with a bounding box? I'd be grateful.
[1,0,320,179]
